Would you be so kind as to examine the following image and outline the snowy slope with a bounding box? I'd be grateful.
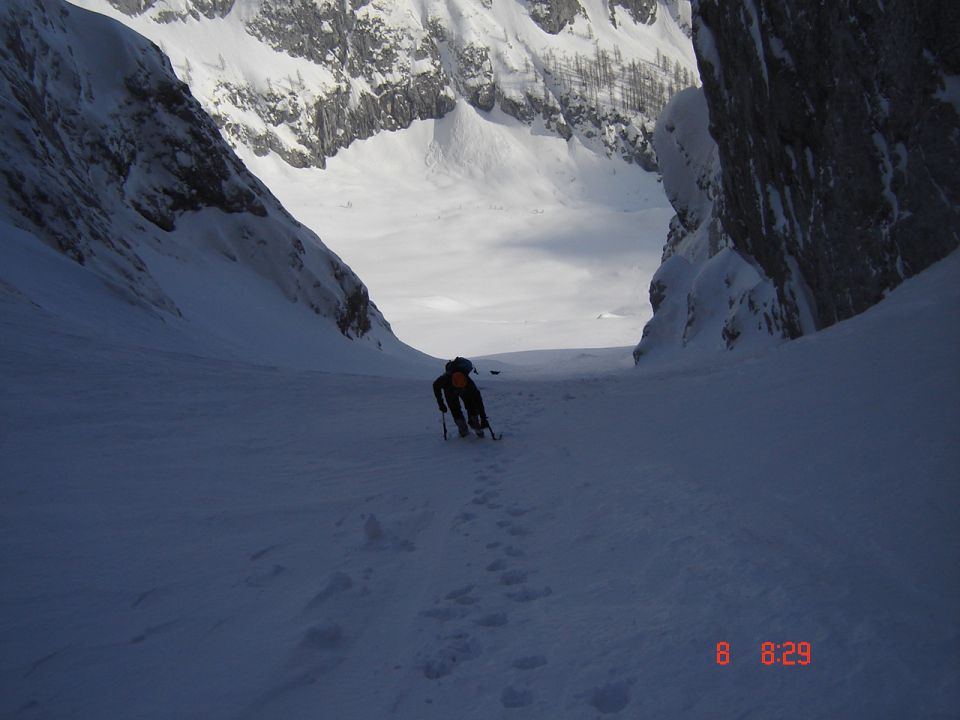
[2,218,957,720]
[241,101,674,357]
[0,219,433,375]
[0,0,422,370]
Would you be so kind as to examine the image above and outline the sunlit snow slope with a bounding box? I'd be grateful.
[2,216,957,719]
[242,102,674,357]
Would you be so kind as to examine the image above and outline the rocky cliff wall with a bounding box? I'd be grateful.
[637,0,959,361]
[633,88,805,361]
[694,0,959,334]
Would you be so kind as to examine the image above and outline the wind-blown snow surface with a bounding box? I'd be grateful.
[2,250,958,718]
[239,101,673,358]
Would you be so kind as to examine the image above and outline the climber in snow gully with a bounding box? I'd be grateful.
[433,357,495,440]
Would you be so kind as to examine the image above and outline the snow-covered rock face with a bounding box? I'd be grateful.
[633,88,802,361]
[693,0,960,332]
[0,0,388,340]
[609,0,656,26]
[528,0,584,35]
[239,0,456,166]
[71,0,699,172]
[637,0,960,361]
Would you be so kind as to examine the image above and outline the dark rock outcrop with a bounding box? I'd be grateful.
[241,0,455,167]
[107,0,156,15]
[245,0,349,66]
[111,0,235,20]
[610,0,657,25]
[693,0,960,335]
[527,0,584,35]
[455,43,497,111]
[559,98,658,170]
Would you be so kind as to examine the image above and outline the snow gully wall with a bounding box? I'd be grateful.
[0,0,389,340]
[636,0,960,360]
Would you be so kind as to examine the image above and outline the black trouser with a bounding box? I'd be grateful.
[443,387,483,428]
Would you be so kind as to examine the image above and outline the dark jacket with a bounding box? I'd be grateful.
[433,372,487,423]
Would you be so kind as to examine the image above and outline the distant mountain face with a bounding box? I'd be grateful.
[71,0,697,172]
[0,0,390,341]
[636,0,960,361]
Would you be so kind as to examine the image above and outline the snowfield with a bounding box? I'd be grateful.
[240,100,674,359]
[2,222,958,717]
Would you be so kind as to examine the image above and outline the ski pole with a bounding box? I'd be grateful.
[441,410,448,441]
[484,417,500,441]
